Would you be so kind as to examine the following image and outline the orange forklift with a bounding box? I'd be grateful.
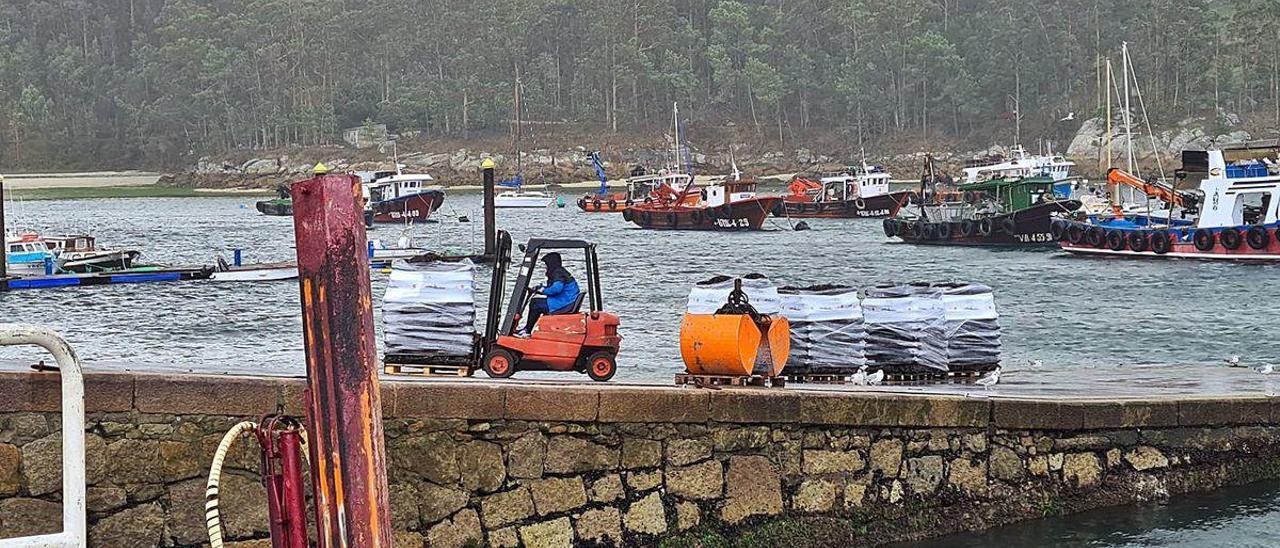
[478,231,621,381]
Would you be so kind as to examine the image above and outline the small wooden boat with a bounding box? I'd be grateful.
[209,261,298,282]
[624,179,782,231]
[44,235,142,273]
[778,164,916,219]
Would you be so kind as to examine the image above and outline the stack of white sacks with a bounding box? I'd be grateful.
[383,259,477,358]
[862,283,949,373]
[685,274,781,315]
[936,282,1002,371]
[778,286,866,375]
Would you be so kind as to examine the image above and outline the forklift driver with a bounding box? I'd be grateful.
[517,252,581,336]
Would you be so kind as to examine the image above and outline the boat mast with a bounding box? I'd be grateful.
[0,175,6,279]
[514,65,523,186]
[1122,42,1136,176]
[672,102,681,173]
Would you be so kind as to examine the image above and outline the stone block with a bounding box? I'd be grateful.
[0,371,132,413]
[666,438,712,466]
[507,432,546,479]
[393,531,425,547]
[167,474,268,544]
[989,446,1025,482]
[0,443,19,496]
[526,476,588,515]
[720,455,783,524]
[1179,397,1272,427]
[675,501,701,531]
[904,455,944,493]
[962,433,988,453]
[505,386,599,422]
[803,449,865,475]
[459,440,506,493]
[490,527,520,548]
[576,506,623,544]
[419,483,469,524]
[0,497,60,538]
[388,482,420,531]
[589,474,623,503]
[869,439,903,477]
[134,375,280,416]
[85,372,137,412]
[1124,446,1169,471]
[709,389,800,423]
[1064,453,1101,487]
[545,436,616,474]
[623,492,668,535]
[520,517,574,547]
[666,460,724,500]
[427,508,484,548]
[86,486,128,515]
[712,426,772,451]
[793,479,838,512]
[1081,401,1179,429]
[622,439,661,469]
[992,400,1085,430]
[390,381,504,419]
[89,502,165,547]
[844,481,868,508]
[800,393,987,428]
[481,487,535,529]
[391,432,458,486]
[947,457,987,494]
[24,432,108,496]
[105,438,162,485]
[598,387,708,423]
[626,469,662,492]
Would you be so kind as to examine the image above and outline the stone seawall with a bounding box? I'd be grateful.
[2,372,1280,546]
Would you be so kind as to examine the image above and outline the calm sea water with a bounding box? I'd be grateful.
[908,480,1280,548]
[2,192,1279,378]
[3,192,1280,543]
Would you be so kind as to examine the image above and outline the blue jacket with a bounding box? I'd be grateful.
[542,278,581,312]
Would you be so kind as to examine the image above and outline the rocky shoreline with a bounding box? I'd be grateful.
[162,115,1255,190]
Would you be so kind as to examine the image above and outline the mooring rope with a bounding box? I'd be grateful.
[206,421,257,548]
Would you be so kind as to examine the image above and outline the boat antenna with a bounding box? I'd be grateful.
[730,146,741,181]
[392,140,402,176]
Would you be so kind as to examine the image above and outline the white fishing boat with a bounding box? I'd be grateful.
[962,145,1075,184]
[4,233,56,276]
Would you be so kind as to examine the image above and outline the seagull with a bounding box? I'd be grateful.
[975,367,1001,390]
[851,366,868,386]
[1059,112,1075,122]
[1028,359,1043,368]
[1225,355,1243,367]
[1257,364,1274,375]
[866,369,885,386]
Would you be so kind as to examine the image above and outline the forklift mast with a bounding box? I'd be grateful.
[481,231,513,356]
[494,238,603,338]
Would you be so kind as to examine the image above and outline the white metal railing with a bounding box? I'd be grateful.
[0,325,85,548]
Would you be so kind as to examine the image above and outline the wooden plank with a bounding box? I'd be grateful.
[383,364,473,378]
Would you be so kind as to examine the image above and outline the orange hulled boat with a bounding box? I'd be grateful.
[623,176,782,231]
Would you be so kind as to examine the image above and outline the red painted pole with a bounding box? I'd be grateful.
[291,166,393,548]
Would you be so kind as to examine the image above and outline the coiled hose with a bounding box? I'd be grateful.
[206,421,257,548]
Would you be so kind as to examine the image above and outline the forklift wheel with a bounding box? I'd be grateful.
[585,352,617,382]
[483,349,518,379]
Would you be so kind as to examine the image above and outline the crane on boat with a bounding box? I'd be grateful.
[1105,168,1200,213]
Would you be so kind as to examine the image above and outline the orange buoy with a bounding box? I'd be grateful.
[679,313,761,376]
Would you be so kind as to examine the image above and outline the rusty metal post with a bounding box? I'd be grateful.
[482,158,496,258]
[290,165,392,548]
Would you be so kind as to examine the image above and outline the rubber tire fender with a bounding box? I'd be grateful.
[1000,216,1018,235]
[977,218,994,236]
[883,218,898,237]
[1085,226,1106,247]
[1151,231,1172,254]
[1105,229,1126,251]
[1220,228,1243,250]
[1193,229,1215,251]
[961,219,978,237]
[1246,225,1271,250]
[1126,231,1149,252]
[936,222,953,240]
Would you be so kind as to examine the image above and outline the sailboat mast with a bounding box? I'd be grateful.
[514,66,523,179]
[1122,42,1135,174]
[672,102,681,171]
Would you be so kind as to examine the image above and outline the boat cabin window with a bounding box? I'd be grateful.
[8,244,22,253]
[1234,192,1273,225]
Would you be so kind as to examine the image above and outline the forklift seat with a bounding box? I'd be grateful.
[566,292,586,313]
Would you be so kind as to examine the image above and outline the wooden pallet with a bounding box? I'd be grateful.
[383,363,474,378]
[674,373,783,388]
[882,369,991,385]
[785,373,850,384]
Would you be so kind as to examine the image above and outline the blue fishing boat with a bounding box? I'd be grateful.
[5,234,56,276]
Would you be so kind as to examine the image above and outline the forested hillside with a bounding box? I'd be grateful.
[1,0,1276,170]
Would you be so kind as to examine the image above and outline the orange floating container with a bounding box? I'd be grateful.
[679,313,761,376]
[757,317,791,377]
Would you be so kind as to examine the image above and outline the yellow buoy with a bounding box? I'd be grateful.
[312,162,331,175]
[679,313,761,376]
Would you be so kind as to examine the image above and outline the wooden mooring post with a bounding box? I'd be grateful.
[291,164,393,547]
